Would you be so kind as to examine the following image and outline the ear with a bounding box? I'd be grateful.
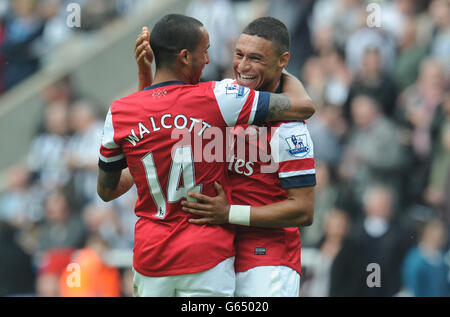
[278,52,290,69]
[177,49,190,66]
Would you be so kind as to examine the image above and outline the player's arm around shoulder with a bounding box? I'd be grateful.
[266,72,315,122]
[266,186,315,227]
[181,120,316,228]
[181,182,315,228]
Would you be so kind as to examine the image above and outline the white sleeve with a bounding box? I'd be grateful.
[98,107,126,171]
[213,78,270,127]
[270,122,316,188]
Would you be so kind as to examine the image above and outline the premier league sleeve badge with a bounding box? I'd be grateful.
[285,134,310,157]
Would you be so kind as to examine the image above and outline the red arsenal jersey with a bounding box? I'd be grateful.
[228,121,316,274]
[98,79,270,276]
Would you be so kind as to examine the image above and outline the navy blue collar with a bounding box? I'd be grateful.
[275,76,284,94]
[144,81,186,91]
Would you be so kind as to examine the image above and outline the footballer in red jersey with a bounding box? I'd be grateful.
[179,17,316,297]
[100,14,314,297]
[99,78,269,278]
[228,119,315,296]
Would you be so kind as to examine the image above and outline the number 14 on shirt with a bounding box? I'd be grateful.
[141,146,202,219]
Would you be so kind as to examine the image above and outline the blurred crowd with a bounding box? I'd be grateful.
[0,0,144,95]
[0,74,138,296]
[0,0,449,297]
[278,0,449,297]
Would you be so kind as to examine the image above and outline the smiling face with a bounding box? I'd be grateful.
[233,34,288,92]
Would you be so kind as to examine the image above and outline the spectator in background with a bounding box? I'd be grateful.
[396,58,447,203]
[40,75,77,107]
[428,0,450,73]
[34,189,86,260]
[0,220,35,296]
[0,164,45,227]
[310,23,335,64]
[35,247,74,297]
[402,219,450,297]
[345,26,396,76]
[300,160,339,247]
[0,1,6,94]
[301,209,365,297]
[327,209,366,297]
[319,48,352,107]
[0,0,44,91]
[301,57,327,107]
[114,0,146,14]
[121,267,134,297]
[27,101,71,192]
[265,0,315,74]
[397,57,446,160]
[352,186,413,297]
[392,17,428,92]
[426,93,450,225]
[345,47,398,121]
[301,47,352,109]
[0,0,8,20]
[32,0,74,64]
[59,234,121,297]
[307,104,346,168]
[82,203,127,249]
[380,0,419,42]
[106,187,139,249]
[312,0,365,52]
[186,0,238,81]
[339,95,407,204]
[78,0,119,31]
[0,0,143,96]
[64,100,104,208]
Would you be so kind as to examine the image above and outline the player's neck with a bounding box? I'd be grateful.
[153,68,186,86]
[271,78,282,93]
[260,78,281,93]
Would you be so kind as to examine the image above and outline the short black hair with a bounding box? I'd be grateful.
[242,17,290,56]
[150,14,204,68]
